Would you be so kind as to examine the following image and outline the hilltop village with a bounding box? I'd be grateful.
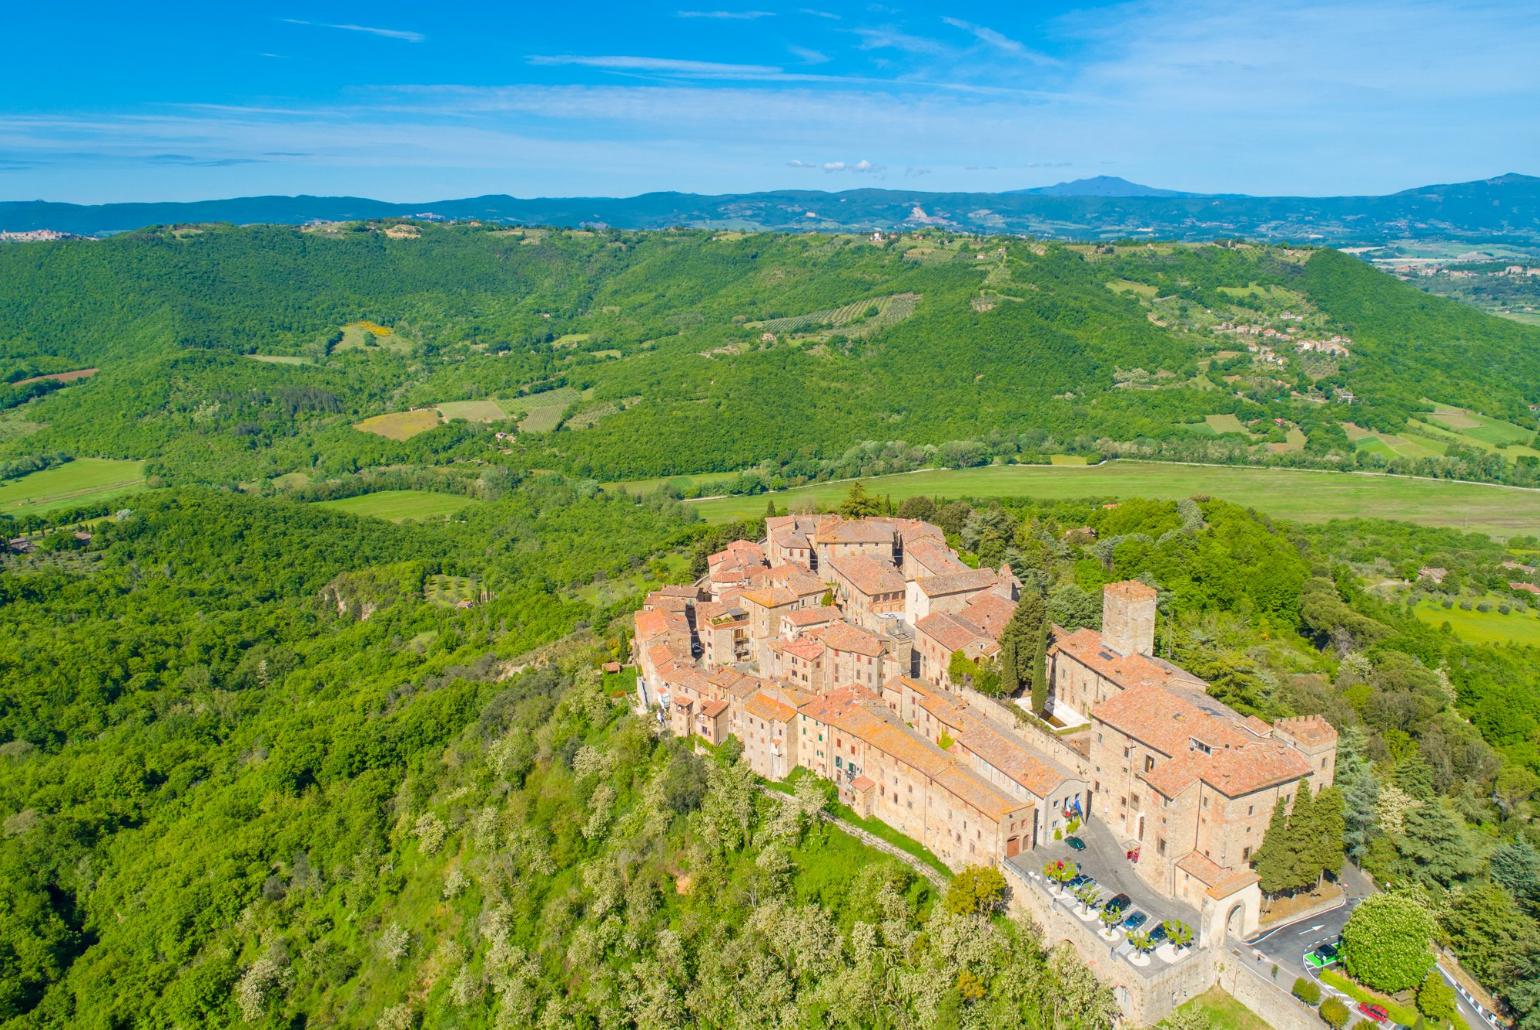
[633,513,1339,970]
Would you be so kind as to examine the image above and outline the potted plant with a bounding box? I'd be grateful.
[1043,859,1077,894]
[1128,930,1154,966]
[1163,920,1193,954]
[1073,883,1100,917]
[1099,905,1123,940]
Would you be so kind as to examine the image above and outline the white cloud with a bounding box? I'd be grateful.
[940,17,1059,65]
[279,19,425,43]
[528,54,784,77]
[676,9,775,19]
[789,45,830,65]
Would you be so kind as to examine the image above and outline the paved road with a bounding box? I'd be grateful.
[1246,866,1494,1030]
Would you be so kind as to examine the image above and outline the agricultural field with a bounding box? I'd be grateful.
[0,410,43,440]
[748,293,919,336]
[682,461,1540,538]
[425,573,482,607]
[1204,413,1252,436]
[602,470,741,496]
[353,409,442,440]
[244,354,310,365]
[0,457,147,515]
[434,399,511,422]
[1414,598,1540,647]
[313,489,476,522]
[505,387,580,432]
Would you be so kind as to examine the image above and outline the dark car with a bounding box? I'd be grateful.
[1104,893,1131,914]
[1122,911,1148,931]
[1149,922,1168,943]
[1305,943,1340,969]
[1065,836,1087,851]
[1356,1002,1389,1024]
[1067,874,1093,889]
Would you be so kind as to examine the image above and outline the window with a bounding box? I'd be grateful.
[1157,838,1166,856]
[1144,756,1156,773]
[1247,804,1254,816]
[1242,845,1252,861]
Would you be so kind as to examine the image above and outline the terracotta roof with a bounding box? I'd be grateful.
[914,568,1000,598]
[634,608,669,640]
[960,591,1015,640]
[1050,627,1174,690]
[700,698,729,718]
[1105,579,1157,603]
[814,621,885,657]
[782,638,826,663]
[1101,684,1314,796]
[760,564,825,596]
[785,606,840,627]
[746,690,798,723]
[816,519,895,545]
[738,586,799,609]
[851,774,876,792]
[1177,851,1260,899]
[708,540,765,569]
[916,611,994,654]
[798,685,1027,821]
[828,554,905,597]
[1274,715,1338,748]
[906,539,968,575]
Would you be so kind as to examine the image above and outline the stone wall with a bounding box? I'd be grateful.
[1003,861,1215,1026]
[955,684,1092,780]
[1216,952,1323,1030]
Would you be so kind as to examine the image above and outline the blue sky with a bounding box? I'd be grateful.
[3,1,1537,203]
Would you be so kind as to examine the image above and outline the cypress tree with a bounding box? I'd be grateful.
[1284,780,1317,892]
[1253,795,1292,894]
[1313,785,1347,883]
[998,588,1048,709]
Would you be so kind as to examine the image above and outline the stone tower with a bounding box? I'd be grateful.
[1102,580,1157,657]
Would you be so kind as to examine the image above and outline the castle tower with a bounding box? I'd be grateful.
[1102,580,1157,657]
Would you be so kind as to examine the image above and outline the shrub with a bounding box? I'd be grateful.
[1320,997,1350,1028]
[944,865,1009,915]
[1417,972,1458,1026]
[1293,977,1322,1005]
[1340,892,1436,993]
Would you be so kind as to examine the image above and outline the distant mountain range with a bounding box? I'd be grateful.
[3,173,1539,244]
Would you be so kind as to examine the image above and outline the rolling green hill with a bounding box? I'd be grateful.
[2,224,1537,506]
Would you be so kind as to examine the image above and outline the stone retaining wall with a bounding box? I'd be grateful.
[1216,951,1323,1030]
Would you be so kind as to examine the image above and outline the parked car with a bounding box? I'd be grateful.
[1148,922,1168,944]
[1357,1002,1389,1024]
[1305,944,1339,969]
[1065,836,1087,851]
[1067,874,1093,889]
[1122,911,1148,931]
[1104,893,1131,914]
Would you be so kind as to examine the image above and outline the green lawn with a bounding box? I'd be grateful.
[1170,987,1270,1030]
[314,490,476,522]
[0,457,147,515]
[683,461,1540,539]
[1414,599,1540,647]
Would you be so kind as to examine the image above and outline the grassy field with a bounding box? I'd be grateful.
[425,574,481,607]
[333,320,412,354]
[315,490,475,522]
[1204,413,1252,435]
[353,409,442,440]
[0,457,147,515]
[603,471,741,496]
[1414,599,1540,647]
[244,354,310,366]
[681,461,1540,538]
[1169,987,1269,1030]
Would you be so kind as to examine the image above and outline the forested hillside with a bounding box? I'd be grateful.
[2,224,1537,505]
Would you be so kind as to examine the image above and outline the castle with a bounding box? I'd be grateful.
[633,513,1336,947]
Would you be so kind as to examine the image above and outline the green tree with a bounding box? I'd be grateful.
[838,481,881,518]
[1320,996,1351,1029]
[944,866,1009,916]
[1311,785,1347,884]
[1394,800,1479,889]
[1252,795,1295,893]
[1341,892,1437,993]
[1417,972,1458,1027]
[998,586,1048,707]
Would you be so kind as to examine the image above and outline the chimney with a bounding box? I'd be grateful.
[1102,581,1156,657]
